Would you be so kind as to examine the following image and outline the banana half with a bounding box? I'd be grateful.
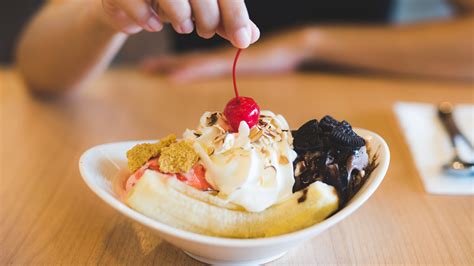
[126,170,339,238]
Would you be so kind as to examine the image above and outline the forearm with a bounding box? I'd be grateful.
[16,0,127,93]
[304,16,474,79]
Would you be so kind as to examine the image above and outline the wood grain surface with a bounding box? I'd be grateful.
[1,68,473,265]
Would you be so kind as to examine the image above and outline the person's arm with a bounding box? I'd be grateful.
[16,0,259,94]
[143,1,474,81]
[16,0,126,93]
[304,16,474,79]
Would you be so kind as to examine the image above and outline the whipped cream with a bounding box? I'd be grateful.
[183,111,297,212]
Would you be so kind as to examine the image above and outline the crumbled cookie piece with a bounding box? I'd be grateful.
[127,134,176,172]
[159,141,199,174]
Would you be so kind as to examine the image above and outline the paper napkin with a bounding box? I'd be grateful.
[394,102,474,195]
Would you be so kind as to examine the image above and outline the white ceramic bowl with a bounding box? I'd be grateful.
[79,128,389,265]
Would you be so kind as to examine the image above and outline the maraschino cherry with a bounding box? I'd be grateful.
[224,49,260,132]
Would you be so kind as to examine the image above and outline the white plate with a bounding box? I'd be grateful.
[79,128,390,265]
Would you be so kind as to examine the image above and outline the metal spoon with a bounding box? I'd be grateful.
[437,102,474,176]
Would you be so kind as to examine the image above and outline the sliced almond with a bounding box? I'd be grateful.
[206,112,219,126]
[249,127,264,142]
[279,155,290,165]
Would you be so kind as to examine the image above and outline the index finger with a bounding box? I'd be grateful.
[218,0,256,48]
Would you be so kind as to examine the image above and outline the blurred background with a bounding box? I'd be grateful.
[1,0,454,65]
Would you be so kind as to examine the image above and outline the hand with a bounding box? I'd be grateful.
[141,28,316,82]
[98,0,260,48]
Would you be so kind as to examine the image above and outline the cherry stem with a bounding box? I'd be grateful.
[232,48,242,100]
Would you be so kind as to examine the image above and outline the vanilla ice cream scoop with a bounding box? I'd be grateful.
[184,111,297,212]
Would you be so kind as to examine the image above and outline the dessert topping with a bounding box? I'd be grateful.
[293,119,322,151]
[159,141,200,174]
[127,134,176,172]
[185,111,297,212]
[330,122,365,149]
[292,116,374,206]
[224,97,260,131]
[319,115,340,133]
[224,49,261,132]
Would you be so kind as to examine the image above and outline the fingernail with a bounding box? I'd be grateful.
[178,19,194,34]
[234,27,250,48]
[251,25,260,44]
[147,16,163,31]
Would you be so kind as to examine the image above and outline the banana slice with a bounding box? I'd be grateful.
[126,170,339,238]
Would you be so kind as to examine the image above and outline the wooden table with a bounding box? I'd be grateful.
[1,68,473,265]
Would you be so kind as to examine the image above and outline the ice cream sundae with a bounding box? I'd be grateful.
[122,49,377,238]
